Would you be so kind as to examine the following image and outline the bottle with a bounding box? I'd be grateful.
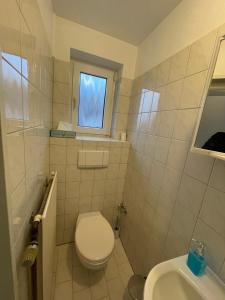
[187,239,206,276]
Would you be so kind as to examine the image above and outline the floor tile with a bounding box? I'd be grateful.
[54,281,72,300]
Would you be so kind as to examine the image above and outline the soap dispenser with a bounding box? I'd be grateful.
[187,239,206,276]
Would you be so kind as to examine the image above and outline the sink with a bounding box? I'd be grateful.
[144,255,225,300]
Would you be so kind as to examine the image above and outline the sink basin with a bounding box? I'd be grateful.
[144,255,225,300]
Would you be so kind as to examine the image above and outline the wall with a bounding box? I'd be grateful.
[121,27,225,282]
[135,0,225,77]
[53,16,137,79]
[0,0,53,299]
[50,137,129,244]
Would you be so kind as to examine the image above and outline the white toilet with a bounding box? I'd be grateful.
[75,211,115,270]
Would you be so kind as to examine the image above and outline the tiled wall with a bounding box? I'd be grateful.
[53,59,73,128]
[121,27,225,282]
[0,0,53,299]
[111,77,133,139]
[50,137,129,244]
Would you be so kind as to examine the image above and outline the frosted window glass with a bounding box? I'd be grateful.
[78,72,107,128]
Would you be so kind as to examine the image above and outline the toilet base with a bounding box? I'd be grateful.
[76,248,111,270]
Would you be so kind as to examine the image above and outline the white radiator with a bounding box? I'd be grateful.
[38,172,57,300]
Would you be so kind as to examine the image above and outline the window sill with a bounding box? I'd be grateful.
[75,134,126,143]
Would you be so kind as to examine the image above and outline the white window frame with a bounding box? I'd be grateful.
[72,61,115,135]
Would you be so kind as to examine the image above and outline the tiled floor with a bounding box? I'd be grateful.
[53,239,134,300]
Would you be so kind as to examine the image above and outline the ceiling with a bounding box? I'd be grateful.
[53,0,182,45]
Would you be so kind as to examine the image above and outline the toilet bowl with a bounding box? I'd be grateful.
[75,211,115,270]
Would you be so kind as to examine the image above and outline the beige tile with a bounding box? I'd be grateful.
[80,169,94,181]
[169,47,190,82]
[73,266,90,293]
[154,137,171,164]
[186,31,217,75]
[209,159,225,193]
[53,103,71,127]
[50,144,66,165]
[79,180,93,197]
[167,140,189,171]
[118,262,133,288]
[73,288,91,300]
[200,187,225,238]
[67,146,79,165]
[184,152,214,183]
[66,181,79,198]
[163,80,183,110]
[89,270,108,300]
[54,281,72,300]
[54,59,72,84]
[57,244,73,264]
[107,277,124,300]
[116,95,130,114]
[93,180,105,196]
[114,239,129,266]
[65,197,79,215]
[50,164,66,182]
[6,131,25,191]
[157,111,176,138]
[157,59,171,87]
[11,179,27,239]
[56,261,72,283]
[105,256,119,281]
[120,78,133,97]
[180,71,207,109]
[66,165,80,182]
[173,109,198,141]
[79,196,92,212]
[177,174,206,216]
[91,195,104,211]
[53,82,70,104]
[50,137,67,146]
[193,220,225,273]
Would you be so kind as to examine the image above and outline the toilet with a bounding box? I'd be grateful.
[75,211,115,270]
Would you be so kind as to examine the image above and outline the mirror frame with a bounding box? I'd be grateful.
[191,34,225,161]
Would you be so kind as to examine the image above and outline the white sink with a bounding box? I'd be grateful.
[144,255,225,300]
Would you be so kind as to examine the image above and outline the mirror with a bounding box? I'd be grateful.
[193,36,225,158]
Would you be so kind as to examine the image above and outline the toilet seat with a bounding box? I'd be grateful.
[75,212,114,264]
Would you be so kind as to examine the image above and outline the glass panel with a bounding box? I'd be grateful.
[78,72,107,128]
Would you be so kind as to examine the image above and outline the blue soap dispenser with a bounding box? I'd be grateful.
[187,239,206,276]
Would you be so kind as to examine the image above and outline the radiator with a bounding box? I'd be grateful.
[39,172,57,300]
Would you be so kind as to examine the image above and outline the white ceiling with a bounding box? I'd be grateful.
[53,0,182,45]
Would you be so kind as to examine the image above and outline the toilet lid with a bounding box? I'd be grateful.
[75,213,114,262]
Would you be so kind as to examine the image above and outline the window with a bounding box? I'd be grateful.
[73,61,115,135]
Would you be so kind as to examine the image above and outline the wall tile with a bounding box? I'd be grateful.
[209,159,225,193]
[169,47,190,82]
[200,186,225,238]
[184,152,214,183]
[193,220,225,273]
[177,174,206,216]
[180,71,208,109]
[186,31,217,75]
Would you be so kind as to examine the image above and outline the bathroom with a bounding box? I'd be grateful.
[1,0,225,299]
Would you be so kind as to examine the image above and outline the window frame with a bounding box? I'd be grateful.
[72,61,115,135]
